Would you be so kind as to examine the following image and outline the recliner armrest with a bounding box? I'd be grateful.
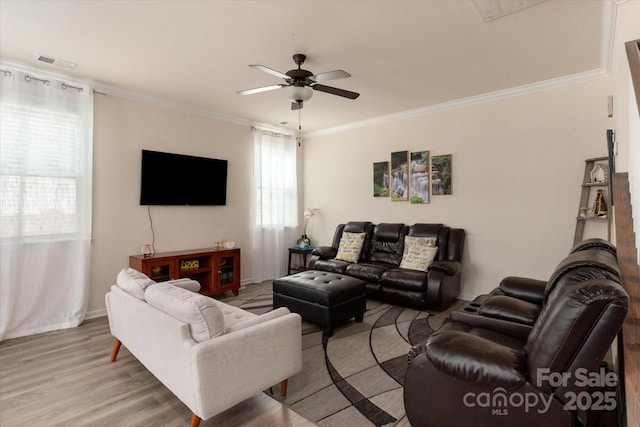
[498,276,546,305]
[426,327,526,388]
[449,310,532,341]
[477,295,541,326]
[312,246,337,259]
[428,260,461,276]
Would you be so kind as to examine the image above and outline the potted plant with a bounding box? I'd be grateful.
[297,208,319,248]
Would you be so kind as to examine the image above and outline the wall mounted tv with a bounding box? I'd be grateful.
[140,149,228,206]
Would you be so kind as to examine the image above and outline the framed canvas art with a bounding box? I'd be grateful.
[373,161,390,197]
[391,151,409,201]
[410,151,429,204]
[431,154,452,195]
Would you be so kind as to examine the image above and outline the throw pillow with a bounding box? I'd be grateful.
[335,232,366,263]
[400,235,438,271]
[116,267,155,300]
[145,283,225,342]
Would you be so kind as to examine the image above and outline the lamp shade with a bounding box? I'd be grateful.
[285,85,313,102]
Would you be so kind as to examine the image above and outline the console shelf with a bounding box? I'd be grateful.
[130,247,240,296]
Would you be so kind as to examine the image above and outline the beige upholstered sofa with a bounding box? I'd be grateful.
[106,269,303,427]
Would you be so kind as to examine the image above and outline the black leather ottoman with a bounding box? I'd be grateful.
[273,271,366,336]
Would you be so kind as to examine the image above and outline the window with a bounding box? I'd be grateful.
[251,127,299,282]
[0,72,92,241]
[252,129,298,228]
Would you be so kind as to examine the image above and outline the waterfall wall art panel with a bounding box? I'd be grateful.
[373,161,390,197]
[390,151,409,201]
[410,151,430,204]
[431,154,453,195]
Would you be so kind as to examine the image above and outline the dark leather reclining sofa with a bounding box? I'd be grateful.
[308,221,465,310]
[403,239,628,427]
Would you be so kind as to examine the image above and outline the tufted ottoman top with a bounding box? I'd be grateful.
[273,271,366,306]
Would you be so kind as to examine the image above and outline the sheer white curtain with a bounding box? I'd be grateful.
[0,63,93,340]
[251,127,298,282]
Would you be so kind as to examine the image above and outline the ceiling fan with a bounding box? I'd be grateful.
[237,53,360,110]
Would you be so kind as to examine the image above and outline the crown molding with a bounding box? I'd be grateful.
[600,0,618,75]
[93,81,295,135]
[306,67,609,138]
[92,81,253,128]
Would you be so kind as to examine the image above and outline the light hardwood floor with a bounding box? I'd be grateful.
[0,290,313,426]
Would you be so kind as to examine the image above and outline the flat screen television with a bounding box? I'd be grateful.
[140,149,228,206]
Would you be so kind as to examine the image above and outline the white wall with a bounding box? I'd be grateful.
[303,78,612,298]
[88,94,253,314]
[609,0,640,262]
[610,0,640,173]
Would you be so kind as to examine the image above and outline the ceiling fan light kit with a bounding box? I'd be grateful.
[285,84,313,103]
[237,53,359,110]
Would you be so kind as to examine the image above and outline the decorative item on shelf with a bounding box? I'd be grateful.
[180,259,199,271]
[151,265,163,276]
[589,163,607,183]
[141,244,153,258]
[297,208,319,249]
[592,189,608,217]
[221,237,235,249]
[578,207,588,218]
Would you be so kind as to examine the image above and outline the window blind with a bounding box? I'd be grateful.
[0,90,89,239]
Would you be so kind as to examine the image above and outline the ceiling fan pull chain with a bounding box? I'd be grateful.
[297,108,302,147]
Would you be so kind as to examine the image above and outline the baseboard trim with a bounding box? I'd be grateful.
[459,293,476,302]
[86,308,107,319]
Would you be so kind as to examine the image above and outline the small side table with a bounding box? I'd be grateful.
[288,247,314,275]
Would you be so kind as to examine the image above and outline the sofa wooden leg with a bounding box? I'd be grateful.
[190,413,201,427]
[110,339,122,363]
[280,379,288,397]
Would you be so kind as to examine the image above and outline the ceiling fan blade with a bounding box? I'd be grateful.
[237,84,285,96]
[309,70,351,83]
[312,84,360,100]
[249,64,289,80]
[291,101,303,110]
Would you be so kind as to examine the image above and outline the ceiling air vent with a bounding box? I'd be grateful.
[470,0,545,22]
[36,54,76,69]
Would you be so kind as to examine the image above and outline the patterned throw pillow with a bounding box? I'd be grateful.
[400,235,438,271]
[335,232,366,263]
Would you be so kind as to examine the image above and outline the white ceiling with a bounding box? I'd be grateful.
[0,0,609,134]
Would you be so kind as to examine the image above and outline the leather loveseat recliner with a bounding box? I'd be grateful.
[403,241,628,427]
[309,221,465,310]
[450,238,621,340]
